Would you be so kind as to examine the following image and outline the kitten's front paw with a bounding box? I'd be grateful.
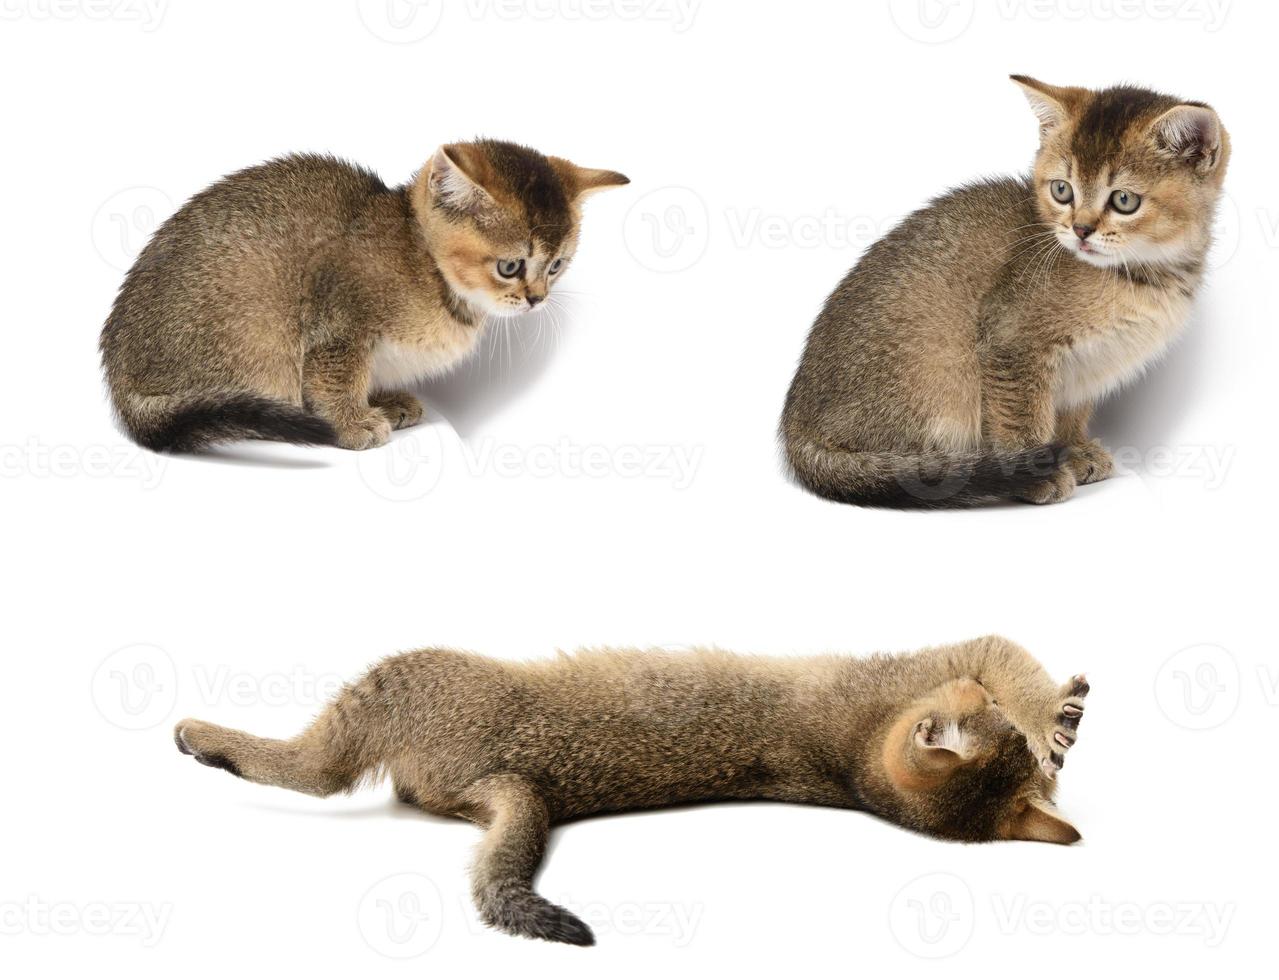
[369,391,424,431]
[1067,439,1113,485]
[335,411,393,451]
[1036,675,1090,777]
[1017,467,1077,505]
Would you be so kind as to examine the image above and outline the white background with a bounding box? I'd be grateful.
[1,0,1274,975]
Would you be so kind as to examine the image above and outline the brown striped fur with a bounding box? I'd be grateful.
[782,77,1229,507]
[100,141,627,452]
[175,636,1088,945]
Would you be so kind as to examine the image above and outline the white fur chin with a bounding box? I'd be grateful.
[1071,248,1120,269]
[1060,233,1197,270]
[451,286,530,320]
[486,306,529,320]
[1058,237,1121,269]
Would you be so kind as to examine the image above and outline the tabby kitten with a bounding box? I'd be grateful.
[100,141,628,452]
[782,77,1230,506]
[175,636,1088,946]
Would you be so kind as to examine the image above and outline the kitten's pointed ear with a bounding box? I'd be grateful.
[1149,104,1226,174]
[1004,799,1081,845]
[427,145,496,216]
[883,715,968,793]
[1010,75,1074,140]
[551,157,630,201]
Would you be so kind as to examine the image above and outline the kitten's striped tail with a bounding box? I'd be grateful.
[783,435,1068,508]
[464,775,595,946]
[113,391,336,453]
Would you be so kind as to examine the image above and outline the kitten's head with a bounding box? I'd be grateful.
[412,139,628,318]
[879,679,1080,845]
[1012,75,1229,271]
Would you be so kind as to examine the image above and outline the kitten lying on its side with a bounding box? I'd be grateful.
[782,77,1230,506]
[100,141,627,452]
[175,636,1088,946]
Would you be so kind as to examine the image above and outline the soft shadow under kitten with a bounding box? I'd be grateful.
[175,636,1088,945]
[782,76,1229,507]
[100,140,627,452]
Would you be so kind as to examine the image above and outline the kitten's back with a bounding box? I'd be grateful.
[100,154,401,448]
[785,177,1036,443]
[102,154,392,385]
[779,177,1071,506]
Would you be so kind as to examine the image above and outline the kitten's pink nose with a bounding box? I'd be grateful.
[1072,224,1095,241]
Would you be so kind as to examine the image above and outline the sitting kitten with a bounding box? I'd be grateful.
[174,636,1088,945]
[782,77,1230,506]
[100,142,627,452]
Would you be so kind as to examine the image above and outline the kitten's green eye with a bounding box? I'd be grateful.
[1050,180,1074,204]
[496,259,525,279]
[548,258,564,276]
[1110,189,1142,215]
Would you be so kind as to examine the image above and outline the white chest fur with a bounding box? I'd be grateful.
[1052,284,1195,411]
[368,328,481,393]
